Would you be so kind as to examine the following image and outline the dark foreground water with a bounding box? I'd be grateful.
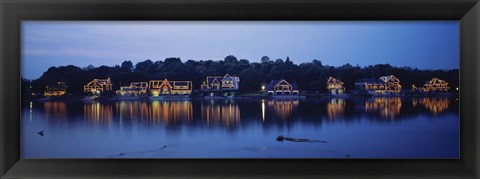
[21,97,459,158]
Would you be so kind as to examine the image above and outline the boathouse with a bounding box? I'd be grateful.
[149,79,192,96]
[265,79,299,96]
[83,78,113,95]
[355,75,401,95]
[326,77,345,95]
[200,74,240,97]
[422,78,449,92]
[116,82,149,96]
[44,82,67,97]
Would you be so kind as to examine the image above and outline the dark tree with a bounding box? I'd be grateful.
[261,56,271,63]
[121,60,134,72]
[224,55,238,63]
[29,55,460,94]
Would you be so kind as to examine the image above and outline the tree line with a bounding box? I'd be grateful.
[22,55,459,95]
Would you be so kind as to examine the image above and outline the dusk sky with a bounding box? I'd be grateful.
[22,21,459,80]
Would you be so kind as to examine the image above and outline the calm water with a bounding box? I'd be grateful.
[21,97,459,158]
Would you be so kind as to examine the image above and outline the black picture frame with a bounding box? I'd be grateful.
[1,0,479,178]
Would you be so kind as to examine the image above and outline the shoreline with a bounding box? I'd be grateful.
[25,92,459,102]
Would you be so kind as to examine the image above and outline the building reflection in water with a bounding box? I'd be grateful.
[29,101,33,122]
[44,101,67,120]
[364,97,402,119]
[327,98,345,120]
[412,97,450,114]
[84,102,113,125]
[266,99,299,121]
[261,100,266,122]
[201,100,240,128]
[115,100,193,126]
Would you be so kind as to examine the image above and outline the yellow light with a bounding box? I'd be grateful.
[261,85,265,90]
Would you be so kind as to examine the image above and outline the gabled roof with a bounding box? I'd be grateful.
[211,78,221,85]
[222,74,233,81]
[265,79,298,91]
[86,80,100,86]
[149,79,191,89]
[159,79,173,88]
[266,80,280,91]
[86,78,112,86]
[207,76,223,85]
[277,79,290,86]
[428,78,447,84]
[204,74,239,88]
[379,75,399,83]
[327,77,344,84]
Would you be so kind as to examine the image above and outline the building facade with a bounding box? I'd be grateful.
[354,78,385,94]
[355,75,402,95]
[200,74,240,97]
[326,77,345,95]
[265,79,299,96]
[149,79,192,96]
[116,82,149,96]
[422,78,449,92]
[379,75,402,93]
[84,78,113,95]
[44,82,67,97]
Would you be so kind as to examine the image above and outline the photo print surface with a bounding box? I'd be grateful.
[21,21,459,158]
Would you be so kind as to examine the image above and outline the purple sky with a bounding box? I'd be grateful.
[22,21,459,80]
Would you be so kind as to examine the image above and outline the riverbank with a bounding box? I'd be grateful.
[25,91,459,102]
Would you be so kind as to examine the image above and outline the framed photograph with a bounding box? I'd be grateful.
[1,0,479,178]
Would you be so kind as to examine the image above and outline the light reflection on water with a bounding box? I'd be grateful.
[84,102,112,125]
[21,97,459,158]
[327,98,345,120]
[44,101,67,121]
[266,100,298,121]
[41,97,455,125]
[364,97,402,119]
[201,100,240,128]
[413,97,450,114]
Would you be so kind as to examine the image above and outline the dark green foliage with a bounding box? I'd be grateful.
[239,68,263,92]
[120,60,134,72]
[27,56,459,94]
